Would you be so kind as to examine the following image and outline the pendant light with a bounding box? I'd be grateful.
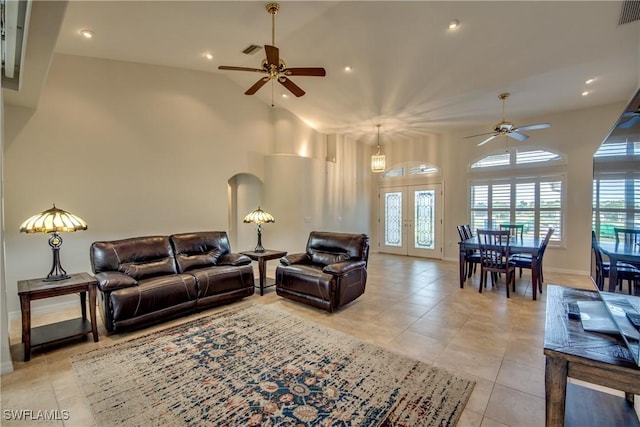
[371,124,386,173]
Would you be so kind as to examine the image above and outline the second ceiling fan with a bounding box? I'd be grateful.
[465,93,551,146]
[218,2,326,98]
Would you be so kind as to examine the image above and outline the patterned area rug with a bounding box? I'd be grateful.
[72,303,475,426]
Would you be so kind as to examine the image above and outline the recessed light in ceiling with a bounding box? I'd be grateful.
[582,90,590,96]
[80,29,94,39]
[282,93,289,98]
[585,78,596,85]
[344,66,352,72]
[203,52,213,60]
[448,19,460,30]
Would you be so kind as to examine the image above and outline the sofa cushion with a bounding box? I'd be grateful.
[189,264,254,298]
[90,236,177,279]
[276,265,333,301]
[306,232,369,262]
[170,231,232,273]
[310,250,350,266]
[110,274,197,322]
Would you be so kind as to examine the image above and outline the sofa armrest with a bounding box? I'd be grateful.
[280,253,311,266]
[322,260,366,276]
[217,253,252,266]
[94,272,138,292]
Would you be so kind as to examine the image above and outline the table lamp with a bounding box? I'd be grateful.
[19,204,88,281]
[243,207,275,253]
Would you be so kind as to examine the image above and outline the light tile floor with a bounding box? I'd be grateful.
[0,254,612,426]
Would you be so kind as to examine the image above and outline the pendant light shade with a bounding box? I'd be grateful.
[371,124,386,173]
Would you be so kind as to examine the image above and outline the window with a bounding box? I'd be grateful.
[471,148,564,169]
[381,162,439,178]
[592,139,640,242]
[470,176,564,241]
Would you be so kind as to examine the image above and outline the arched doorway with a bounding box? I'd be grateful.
[227,173,264,251]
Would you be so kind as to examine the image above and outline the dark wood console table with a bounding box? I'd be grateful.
[18,272,99,361]
[544,285,640,426]
[240,249,287,296]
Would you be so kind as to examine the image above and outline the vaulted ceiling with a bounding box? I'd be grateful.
[5,1,640,141]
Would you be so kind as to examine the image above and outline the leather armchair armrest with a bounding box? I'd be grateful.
[218,253,252,266]
[95,272,138,292]
[280,253,311,266]
[323,260,366,275]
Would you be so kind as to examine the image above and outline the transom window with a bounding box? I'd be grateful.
[382,162,439,178]
[471,148,564,169]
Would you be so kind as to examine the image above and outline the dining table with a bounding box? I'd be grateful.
[598,241,640,292]
[458,235,546,300]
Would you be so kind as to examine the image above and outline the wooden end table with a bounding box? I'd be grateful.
[240,249,287,296]
[18,272,99,362]
[544,285,640,426]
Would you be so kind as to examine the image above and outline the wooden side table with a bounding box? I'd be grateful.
[240,249,287,296]
[18,272,99,362]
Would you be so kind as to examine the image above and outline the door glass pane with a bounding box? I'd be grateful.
[385,192,402,247]
[414,190,434,249]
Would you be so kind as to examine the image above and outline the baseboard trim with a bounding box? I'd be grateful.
[1,359,14,374]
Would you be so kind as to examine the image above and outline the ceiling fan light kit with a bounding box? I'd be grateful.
[465,92,551,146]
[218,2,326,99]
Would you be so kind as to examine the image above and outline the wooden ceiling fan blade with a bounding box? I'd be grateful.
[244,77,270,95]
[515,123,551,132]
[283,67,326,77]
[265,45,279,67]
[278,77,305,97]
[507,131,529,141]
[477,135,498,146]
[218,66,265,73]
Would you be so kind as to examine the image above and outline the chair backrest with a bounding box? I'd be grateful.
[477,229,512,269]
[500,224,524,239]
[463,224,473,239]
[591,230,606,289]
[539,227,554,257]
[456,225,466,242]
[306,231,370,266]
[613,227,640,246]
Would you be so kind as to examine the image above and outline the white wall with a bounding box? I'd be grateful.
[3,54,273,315]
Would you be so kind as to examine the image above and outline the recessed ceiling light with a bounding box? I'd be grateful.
[344,66,352,72]
[585,78,596,85]
[80,29,94,39]
[282,93,289,98]
[448,19,460,30]
[203,52,213,60]
[582,91,590,96]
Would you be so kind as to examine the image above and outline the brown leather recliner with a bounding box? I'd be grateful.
[276,231,369,312]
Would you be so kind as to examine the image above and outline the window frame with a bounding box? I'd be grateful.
[469,174,566,245]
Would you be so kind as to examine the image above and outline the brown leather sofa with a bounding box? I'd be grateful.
[90,231,254,333]
[276,231,369,312]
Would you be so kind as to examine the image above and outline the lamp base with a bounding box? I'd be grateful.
[45,233,69,282]
[254,225,265,253]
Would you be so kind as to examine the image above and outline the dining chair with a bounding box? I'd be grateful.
[500,224,524,239]
[614,227,640,246]
[476,229,516,298]
[510,227,554,294]
[591,231,640,294]
[457,225,480,279]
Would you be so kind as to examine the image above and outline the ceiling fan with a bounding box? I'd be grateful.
[218,2,326,98]
[465,93,551,146]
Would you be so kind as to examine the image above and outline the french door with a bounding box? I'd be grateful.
[379,184,442,258]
